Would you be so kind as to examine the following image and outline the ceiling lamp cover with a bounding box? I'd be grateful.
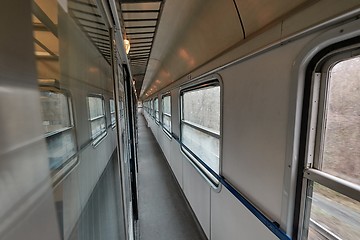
[123,39,130,54]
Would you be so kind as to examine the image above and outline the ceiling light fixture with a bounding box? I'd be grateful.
[123,39,130,54]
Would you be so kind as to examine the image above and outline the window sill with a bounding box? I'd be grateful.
[92,132,107,147]
[51,155,79,188]
[162,128,172,140]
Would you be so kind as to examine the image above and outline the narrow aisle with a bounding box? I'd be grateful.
[137,113,206,240]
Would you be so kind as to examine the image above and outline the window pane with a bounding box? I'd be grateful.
[110,99,116,124]
[183,85,220,133]
[163,115,171,132]
[91,117,106,138]
[321,56,360,185]
[182,124,219,174]
[40,90,76,172]
[154,98,159,121]
[154,98,158,111]
[156,111,159,122]
[163,95,171,115]
[46,129,76,170]
[40,91,71,133]
[111,113,116,125]
[110,99,115,112]
[306,182,360,240]
[88,96,104,119]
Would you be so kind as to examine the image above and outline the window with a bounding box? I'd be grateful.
[145,100,150,114]
[180,81,221,184]
[144,101,149,113]
[40,88,77,173]
[300,52,360,239]
[110,99,116,126]
[118,98,126,133]
[154,97,159,123]
[150,99,154,117]
[88,95,106,142]
[162,94,171,135]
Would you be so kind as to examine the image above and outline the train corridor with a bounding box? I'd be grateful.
[137,113,206,240]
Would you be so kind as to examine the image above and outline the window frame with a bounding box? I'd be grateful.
[40,87,74,136]
[39,86,79,185]
[150,98,155,118]
[179,77,222,187]
[109,98,116,128]
[297,45,360,239]
[87,94,107,145]
[146,100,150,114]
[154,97,159,124]
[161,93,172,137]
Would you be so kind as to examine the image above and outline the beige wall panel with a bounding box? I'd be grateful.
[62,168,81,239]
[235,0,306,37]
[282,0,360,38]
[219,34,312,224]
[182,157,211,238]
[170,141,183,188]
[211,188,278,240]
[188,23,282,84]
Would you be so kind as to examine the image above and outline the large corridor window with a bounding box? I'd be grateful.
[154,97,159,123]
[143,101,147,113]
[180,81,221,184]
[88,95,106,142]
[150,99,154,118]
[110,99,116,126]
[162,94,171,135]
[300,52,360,239]
[146,100,150,114]
[40,88,77,174]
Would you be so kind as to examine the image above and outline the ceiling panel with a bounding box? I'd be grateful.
[34,0,58,24]
[68,0,111,63]
[130,43,152,48]
[119,0,164,96]
[127,27,156,34]
[141,0,243,97]
[34,31,59,55]
[122,2,161,11]
[123,12,159,19]
[126,33,154,38]
[234,0,307,37]
[124,20,157,28]
[32,2,59,60]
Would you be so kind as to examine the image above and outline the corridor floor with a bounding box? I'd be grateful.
[137,113,206,240]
